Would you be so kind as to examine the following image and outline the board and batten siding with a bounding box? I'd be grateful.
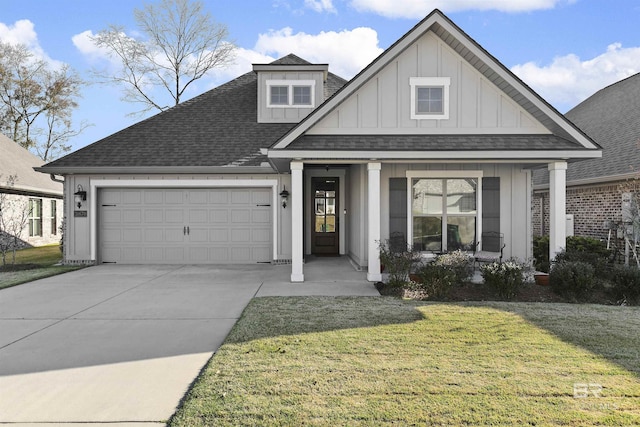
[256,71,325,123]
[308,31,547,135]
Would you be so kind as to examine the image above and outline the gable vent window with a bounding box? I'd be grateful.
[267,80,315,108]
[410,77,450,120]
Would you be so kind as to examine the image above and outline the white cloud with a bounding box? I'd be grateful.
[349,0,574,18]
[254,26,383,78]
[0,19,62,67]
[512,43,640,111]
[305,0,337,13]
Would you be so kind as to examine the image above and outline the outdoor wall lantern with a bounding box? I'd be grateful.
[74,184,87,209]
[280,186,290,209]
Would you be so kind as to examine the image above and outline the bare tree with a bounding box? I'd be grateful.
[91,0,236,115]
[0,43,88,161]
[0,175,31,265]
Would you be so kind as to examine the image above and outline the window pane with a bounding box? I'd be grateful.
[293,86,311,105]
[447,216,476,251]
[270,86,288,105]
[315,215,325,232]
[325,215,335,232]
[326,198,335,214]
[315,198,325,214]
[51,200,57,235]
[412,179,442,214]
[416,86,444,114]
[446,179,477,213]
[413,216,442,252]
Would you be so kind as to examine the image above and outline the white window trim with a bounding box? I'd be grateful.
[267,80,315,108]
[410,77,450,120]
[406,170,483,253]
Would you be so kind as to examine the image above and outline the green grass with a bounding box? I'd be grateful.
[0,245,83,290]
[170,298,640,426]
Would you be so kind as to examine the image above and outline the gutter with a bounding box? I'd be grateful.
[34,165,278,175]
[50,174,64,184]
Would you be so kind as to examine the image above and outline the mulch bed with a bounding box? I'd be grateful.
[375,281,621,305]
[0,263,42,272]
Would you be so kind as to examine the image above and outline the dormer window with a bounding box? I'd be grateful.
[410,77,450,120]
[267,80,315,108]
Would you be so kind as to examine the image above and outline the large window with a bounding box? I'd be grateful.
[267,80,315,107]
[410,77,450,120]
[410,177,478,252]
[29,198,42,237]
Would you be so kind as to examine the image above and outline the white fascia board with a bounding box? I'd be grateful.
[267,150,603,160]
[434,18,598,151]
[34,165,277,175]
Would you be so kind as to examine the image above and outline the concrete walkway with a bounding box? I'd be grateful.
[0,260,377,425]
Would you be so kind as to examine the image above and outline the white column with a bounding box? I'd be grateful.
[291,161,304,282]
[367,162,382,282]
[548,161,567,262]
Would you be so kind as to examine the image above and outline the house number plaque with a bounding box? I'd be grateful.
[74,210,88,217]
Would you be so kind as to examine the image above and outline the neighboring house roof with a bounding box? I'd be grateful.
[270,9,599,155]
[0,133,62,197]
[534,72,640,187]
[37,54,347,174]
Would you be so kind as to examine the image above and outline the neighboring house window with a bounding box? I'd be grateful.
[267,80,315,107]
[29,198,43,237]
[50,200,57,235]
[410,77,450,120]
[407,171,481,252]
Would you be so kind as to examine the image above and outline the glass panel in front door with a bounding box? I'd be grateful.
[315,189,336,233]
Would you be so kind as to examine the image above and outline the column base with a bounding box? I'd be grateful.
[291,273,305,282]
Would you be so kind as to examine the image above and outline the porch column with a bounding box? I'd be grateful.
[367,162,382,282]
[548,161,567,262]
[291,161,304,282]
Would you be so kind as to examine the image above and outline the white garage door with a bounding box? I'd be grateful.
[99,188,272,264]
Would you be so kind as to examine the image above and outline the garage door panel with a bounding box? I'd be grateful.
[122,190,141,204]
[100,188,271,264]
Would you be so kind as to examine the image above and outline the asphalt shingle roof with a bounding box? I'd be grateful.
[534,72,640,186]
[287,134,582,151]
[42,54,347,170]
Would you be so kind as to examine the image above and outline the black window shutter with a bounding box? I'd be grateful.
[482,177,500,234]
[389,178,407,244]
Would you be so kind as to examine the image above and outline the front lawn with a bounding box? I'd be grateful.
[0,245,82,290]
[170,298,640,426]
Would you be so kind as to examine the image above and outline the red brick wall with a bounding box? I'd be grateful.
[533,182,624,240]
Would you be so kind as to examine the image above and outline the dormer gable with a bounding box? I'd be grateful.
[254,54,329,123]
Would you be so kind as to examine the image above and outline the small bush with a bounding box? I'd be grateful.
[433,250,473,283]
[414,263,458,299]
[379,238,421,287]
[610,265,640,305]
[480,260,524,300]
[549,261,597,301]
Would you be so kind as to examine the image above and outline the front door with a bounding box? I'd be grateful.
[311,177,339,255]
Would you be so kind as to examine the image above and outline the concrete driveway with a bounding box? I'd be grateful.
[0,261,378,425]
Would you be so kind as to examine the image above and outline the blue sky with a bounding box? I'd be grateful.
[2,0,640,156]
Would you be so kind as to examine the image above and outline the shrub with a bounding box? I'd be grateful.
[533,235,550,272]
[414,263,457,299]
[433,250,473,283]
[610,265,640,305]
[378,238,421,287]
[549,261,597,301]
[480,260,524,300]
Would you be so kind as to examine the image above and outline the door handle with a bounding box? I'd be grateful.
[187,226,190,235]
[183,226,186,235]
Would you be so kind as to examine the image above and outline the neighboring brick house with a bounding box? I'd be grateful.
[533,73,640,241]
[0,133,64,248]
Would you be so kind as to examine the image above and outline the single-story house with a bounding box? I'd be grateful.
[533,73,640,240]
[36,9,600,281]
[1,133,63,248]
